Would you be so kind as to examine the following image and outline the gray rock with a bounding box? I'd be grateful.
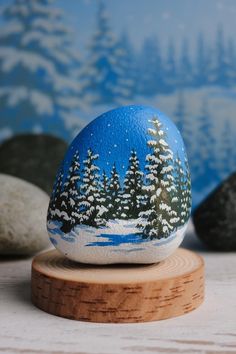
[193,172,236,251]
[0,134,67,195]
[0,174,50,256]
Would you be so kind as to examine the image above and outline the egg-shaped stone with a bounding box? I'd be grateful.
[47,105,191,264]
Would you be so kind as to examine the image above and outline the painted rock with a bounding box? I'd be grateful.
[47,105,191,264]
[0,174,50,256]
[193,172,236,251]
[0,134,68,195]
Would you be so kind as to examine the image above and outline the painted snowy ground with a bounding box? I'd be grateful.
[47,219,187,264]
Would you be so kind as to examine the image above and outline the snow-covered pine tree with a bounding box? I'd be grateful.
[138,117,178,239]
[183,157,192,217]
[107,163,122,219]
[48,164,64,220]
[218,120,236,180]
[173,91,194,175]
[226,38,236,86]
[194,33,211,87]
[79,148,107,227]
[0,0,82,138]
[138,36,166,96]
[82,1,133,105]
[211,25,228,86]
[173,155,191,226]
[165,38,177,92]
[99,170,110,220]
[179,38,193,88]
[192,98,218,190]
[59,150,81,233]
[121,149,144,219]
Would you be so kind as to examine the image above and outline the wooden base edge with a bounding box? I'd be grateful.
[31,248,204,323]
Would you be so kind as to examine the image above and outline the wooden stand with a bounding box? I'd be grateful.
[31,248,204,323]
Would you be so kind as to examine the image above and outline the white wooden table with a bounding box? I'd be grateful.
[1,223,236,354]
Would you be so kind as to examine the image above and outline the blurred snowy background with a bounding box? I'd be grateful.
[0,0,236,208]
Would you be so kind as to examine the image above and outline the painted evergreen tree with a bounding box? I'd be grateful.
[48,164,64,220]
[174,155,191,226]
[99,170,110,220]
[78,149,107,227]
[59,150,81,233]
[82,1,132,105]
[0,0,82,138]
[121,149,144,219]
[107,163,122,219]
[183,157,192,217]
[138,117,179,239]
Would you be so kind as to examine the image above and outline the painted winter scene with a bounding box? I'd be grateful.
[1,0,236,209]
[47,106,191,264]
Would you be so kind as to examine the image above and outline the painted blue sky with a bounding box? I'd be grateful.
[62,105,187,182]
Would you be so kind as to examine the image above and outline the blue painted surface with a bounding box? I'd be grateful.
[86,231,177,247]
[62,105,187,185]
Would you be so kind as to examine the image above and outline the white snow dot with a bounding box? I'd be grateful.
[125,129,128,133]
[126,138,129,142]
[175,139,178,143]
[106,162,109,165]
[122,165,125,169]
[108,123,111,127]
[108,151,111,154]
[166,127,169,130]
[91,133,93,136]
[182,148,184,151]
[114,144,117,147]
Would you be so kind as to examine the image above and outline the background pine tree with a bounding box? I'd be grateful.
[164,38,177,92]
[0,0,82,138]
[82,1,133,105]
[192,99,218,189]
[179,38,193,88]
[138,36,165,96]
[212,26,228,86]
[194,33,210,87]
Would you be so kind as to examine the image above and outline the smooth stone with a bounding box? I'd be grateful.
[193,172,236,251]
[47,105,191,264]
[0,174,50,256]
[0,134,68,195]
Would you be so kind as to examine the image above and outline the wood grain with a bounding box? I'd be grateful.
[1,224,236,354]
[31,248,204,323]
